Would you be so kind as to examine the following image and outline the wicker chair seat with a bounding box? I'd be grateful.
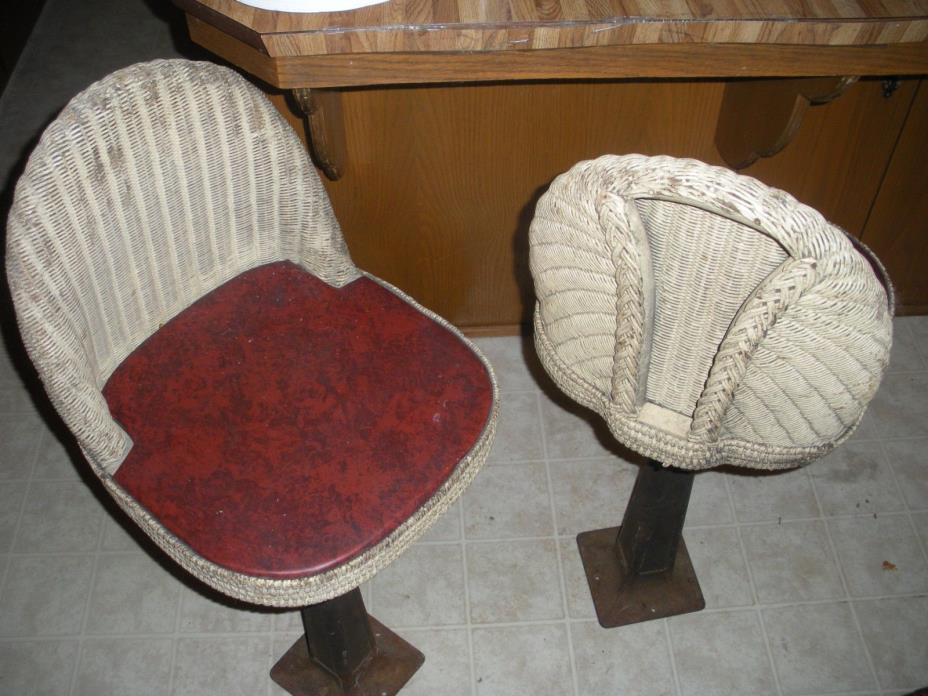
[530,154,893,471]
[104,260,493,579]
[6,60,498,608]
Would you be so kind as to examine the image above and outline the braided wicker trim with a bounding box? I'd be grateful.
[690,257,819,443]
[591,155,834,261]
[530,154,892,471]
[535,305,837,470]
[597,192,653,415]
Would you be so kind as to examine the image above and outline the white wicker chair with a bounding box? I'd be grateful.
[6,59,497,694]
[529,154,892,627]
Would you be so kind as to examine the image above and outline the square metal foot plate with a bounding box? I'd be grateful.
[577,526,705,628]
[270,616,424,695]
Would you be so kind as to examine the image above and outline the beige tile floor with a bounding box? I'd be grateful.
[0,327,926,696]
[1,2,927,694]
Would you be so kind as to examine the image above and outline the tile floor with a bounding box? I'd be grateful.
[1,327,927,696]
[1,2,927,694]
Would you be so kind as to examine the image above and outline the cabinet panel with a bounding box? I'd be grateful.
[269,78,918,331]
[744,78,917,238]
[861,79,928,314]
[323,80,725,332]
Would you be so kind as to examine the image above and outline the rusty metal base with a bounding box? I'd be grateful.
[577,526,705,628]
[270,616,424,696]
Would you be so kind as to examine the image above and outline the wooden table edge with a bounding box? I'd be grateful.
[187,16,928,89]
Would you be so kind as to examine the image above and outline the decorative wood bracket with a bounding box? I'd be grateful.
[293,87,347,181]
[715,76,858,170]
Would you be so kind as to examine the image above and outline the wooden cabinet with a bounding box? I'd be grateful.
[742,79,919,239]
[180,0,928,329]
[294,76,925,332]
[861,79,928,315]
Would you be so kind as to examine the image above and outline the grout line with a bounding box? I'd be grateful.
[483,456,549,468]
[492,387,542,396]
[755,607,784,696]
[6,507,928,552]
[880,441,928,568]
[28,627,278,641]
[903,505,928,568]
[879,440,913,513]
[872,368,928,378]
[19,586,924,641]
[889,316,927,373]
[663,617,684,696]
[1,427,57,678]
[725,474,784,696]
[3,549,203,559]
[703,510,916,528]
[266,634,275,696]
[67,489,107,696]
[0,635,99,643]
[684,591,926,610]
[0,471,36,598]
[367,564,376,615]
[801,692,901,696]
[0,411,61,417]
[2,504,925,561]
[461,618,572,632]
[0,423,44,610]
[724,474,758,610]
[874,368,928,376]
[459,498,479,696]
[13,475,84,483]
[809,469,882,693]
[0,553,12,592]
[537,390,579,696]
[166,565,184,694]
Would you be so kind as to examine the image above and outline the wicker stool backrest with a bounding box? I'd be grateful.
[6,60,358,474]
[530,155,893,470]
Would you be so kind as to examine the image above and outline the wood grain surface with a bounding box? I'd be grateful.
[715,76,857,169]
[187,16,928,88]
[177,0,928,57]
[861,79,928,314]
[277,77,919,332]
[177,1,928,326]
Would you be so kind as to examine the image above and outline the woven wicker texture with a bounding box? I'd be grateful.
[5,59,497,606]
[530,154,892,471]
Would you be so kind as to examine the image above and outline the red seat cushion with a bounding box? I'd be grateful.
[104,261,493,579]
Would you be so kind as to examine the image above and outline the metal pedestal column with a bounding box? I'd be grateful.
[576,460,705,628]
[271,588,424,695]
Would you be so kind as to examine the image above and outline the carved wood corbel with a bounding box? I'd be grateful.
[715,76,857,170]
[293,87,347,181]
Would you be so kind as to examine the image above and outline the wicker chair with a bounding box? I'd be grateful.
[529,154,892,627]
[6,59,497,694]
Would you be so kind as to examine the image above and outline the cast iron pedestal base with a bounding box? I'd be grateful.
[577,525,705,628]
[270,616,424,696]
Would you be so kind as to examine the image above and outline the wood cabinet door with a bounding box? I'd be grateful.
[268,78,922,331]
[861,79,928,315]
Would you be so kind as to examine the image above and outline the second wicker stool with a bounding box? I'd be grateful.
[529,154,893,627]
